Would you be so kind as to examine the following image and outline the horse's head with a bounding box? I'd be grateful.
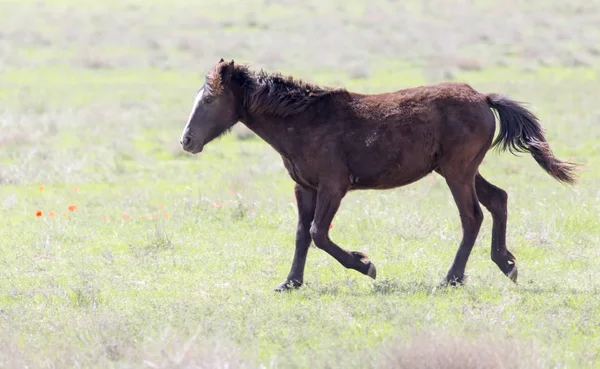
[180,58,240,154]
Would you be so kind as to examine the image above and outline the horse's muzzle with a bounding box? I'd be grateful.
[181,136,203,154]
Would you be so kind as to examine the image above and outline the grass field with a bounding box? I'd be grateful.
[1,0,600,368]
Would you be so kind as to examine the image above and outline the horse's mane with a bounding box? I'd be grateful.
[209,64,345,118]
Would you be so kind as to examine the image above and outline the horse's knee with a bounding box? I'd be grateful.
[309,223,327,248]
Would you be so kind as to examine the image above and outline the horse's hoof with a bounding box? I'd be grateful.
[274,279,302,292]
[350,251,376,279]
[367,263,377,280]
[507,262,518,284]
[443,274,465,287]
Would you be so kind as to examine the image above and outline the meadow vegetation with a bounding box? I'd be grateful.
[1,0,599,368]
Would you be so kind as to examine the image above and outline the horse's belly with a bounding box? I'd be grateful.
[350,166,433,190]
[346,120,439,189]
[348,148,437,190]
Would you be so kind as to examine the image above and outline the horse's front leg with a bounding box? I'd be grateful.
[275,184,317,292]
[309,186,376,280]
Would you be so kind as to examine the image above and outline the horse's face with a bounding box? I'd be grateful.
[180,59,239,154]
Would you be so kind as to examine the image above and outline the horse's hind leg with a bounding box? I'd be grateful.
[442,172,484,285]
[475,174,518,283]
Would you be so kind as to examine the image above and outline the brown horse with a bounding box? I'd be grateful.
[180,59,577,291]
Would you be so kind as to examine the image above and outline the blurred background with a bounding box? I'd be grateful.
[1,1,599,368]
[1,0,598,186]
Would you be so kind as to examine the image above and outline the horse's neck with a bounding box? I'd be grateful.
[241,115,295,157]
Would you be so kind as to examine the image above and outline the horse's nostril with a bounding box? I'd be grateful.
[182,136,192,147]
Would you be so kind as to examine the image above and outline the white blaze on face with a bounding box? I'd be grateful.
[181,85,206,142]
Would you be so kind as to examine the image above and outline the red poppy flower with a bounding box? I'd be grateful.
[49,211,56,217]
[36,210,43,217]
[68,205,77,212]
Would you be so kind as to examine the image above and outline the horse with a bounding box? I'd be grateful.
[180,58,578,292]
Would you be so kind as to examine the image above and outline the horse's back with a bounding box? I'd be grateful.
[339,82,495,189]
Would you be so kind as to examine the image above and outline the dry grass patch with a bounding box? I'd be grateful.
[379,330,547,369]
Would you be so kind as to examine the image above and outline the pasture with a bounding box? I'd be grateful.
[1,0,599,368]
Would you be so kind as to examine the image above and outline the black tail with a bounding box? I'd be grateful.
[486,93,578,185]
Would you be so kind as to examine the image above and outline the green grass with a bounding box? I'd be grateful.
[1,0,600,368]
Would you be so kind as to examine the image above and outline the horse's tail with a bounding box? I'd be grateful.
[486,93,578,185]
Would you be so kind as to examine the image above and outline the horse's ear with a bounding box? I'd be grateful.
[219,58,225,63]
[219,59,234,84]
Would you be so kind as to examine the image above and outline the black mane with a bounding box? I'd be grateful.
[231,65,345,117]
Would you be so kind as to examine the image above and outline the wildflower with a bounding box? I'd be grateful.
[68,205,77,212]
[72,187,79,193]
[158,205,165,210]
[123,214,130,220]
[151,215,157,220]
[228,189,236,195]
[49,211,56,217]
[428,176,434,183]
[163,213,169,219]
[212,201,222,208]
[139,216,144,220]
[39,185,44,191]
[103,216,109,221]
[36,210,43,217]
[329,223,334,230]
[62,212,67,217]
